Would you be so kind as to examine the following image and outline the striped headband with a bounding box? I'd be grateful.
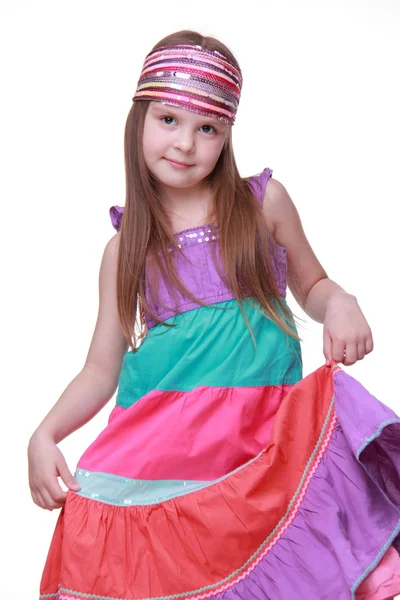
[132,44,242,125]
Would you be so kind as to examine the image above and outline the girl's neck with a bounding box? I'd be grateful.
[160,184,215,233]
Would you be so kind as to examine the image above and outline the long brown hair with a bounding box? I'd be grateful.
[118,30,303,352]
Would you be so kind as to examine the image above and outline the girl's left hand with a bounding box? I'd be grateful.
[323,292,374,367]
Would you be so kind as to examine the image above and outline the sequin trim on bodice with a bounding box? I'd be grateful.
[109,168,288,329]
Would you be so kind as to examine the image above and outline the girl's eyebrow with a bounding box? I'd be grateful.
[151,104,177,115]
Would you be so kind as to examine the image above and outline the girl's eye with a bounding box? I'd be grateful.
[160,116,216,134]
[200,125,216,134]
[161,116,176,125]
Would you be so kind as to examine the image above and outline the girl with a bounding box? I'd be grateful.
[29,30,400,600]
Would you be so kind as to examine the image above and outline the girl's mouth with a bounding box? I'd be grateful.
[164,158,194,169]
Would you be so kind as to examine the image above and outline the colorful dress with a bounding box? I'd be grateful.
[40,168,400,600]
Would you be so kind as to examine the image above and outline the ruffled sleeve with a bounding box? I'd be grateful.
[109,205,124,232]
[247,168,273,208]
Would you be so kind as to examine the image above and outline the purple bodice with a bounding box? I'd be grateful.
[110,168,288,329]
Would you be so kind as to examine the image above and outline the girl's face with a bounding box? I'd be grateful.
[142,101,229,194]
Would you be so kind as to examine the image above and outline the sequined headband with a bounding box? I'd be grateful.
[132,44,242,125]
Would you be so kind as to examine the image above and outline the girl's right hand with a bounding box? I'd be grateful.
[28,431,81,511]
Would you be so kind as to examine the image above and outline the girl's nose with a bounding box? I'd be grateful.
[173,130,195,153]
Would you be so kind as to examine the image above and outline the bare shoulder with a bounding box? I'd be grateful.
[260,177,298,239]
[97,232,120,291]
[261,177,328,308]
[84,231,128,383]
[104,231,120,258]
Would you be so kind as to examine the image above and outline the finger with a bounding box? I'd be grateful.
[365,334,374,354]
[31,489,45,509]
[323,329,332,365]
[41,487,65,510]
[57,458,81,492]
[46,479,68,506]
[36,492,50,510]
[331,340,346,364]
[343,343,358,366]
[44,470,69,506]
[34,488,55,510]
[357,342,366,361]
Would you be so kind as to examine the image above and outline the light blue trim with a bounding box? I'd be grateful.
[349,417,400,597]
[63,399,336,600]
[74,470,210,506]
[350,518,400,599]
[356,417,400,512]
[357,418,400,458]
[74,448,265,506]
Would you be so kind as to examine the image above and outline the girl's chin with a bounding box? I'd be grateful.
[154,169,206,187]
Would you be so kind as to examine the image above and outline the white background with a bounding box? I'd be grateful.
[1,0,399,597]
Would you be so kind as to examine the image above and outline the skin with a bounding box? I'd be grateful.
[142,101,229,230]
[261,178,373,367]
[28,102,373,511]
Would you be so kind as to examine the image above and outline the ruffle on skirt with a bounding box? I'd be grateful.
[39,364,400,600]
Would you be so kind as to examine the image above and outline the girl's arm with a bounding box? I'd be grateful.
[30,233,128,444]
[28,233,128,510]
[261,178,373,366]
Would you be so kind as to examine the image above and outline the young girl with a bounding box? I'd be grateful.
[28,30,400,600]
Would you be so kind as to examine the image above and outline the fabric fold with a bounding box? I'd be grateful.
[40,365,400,600]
